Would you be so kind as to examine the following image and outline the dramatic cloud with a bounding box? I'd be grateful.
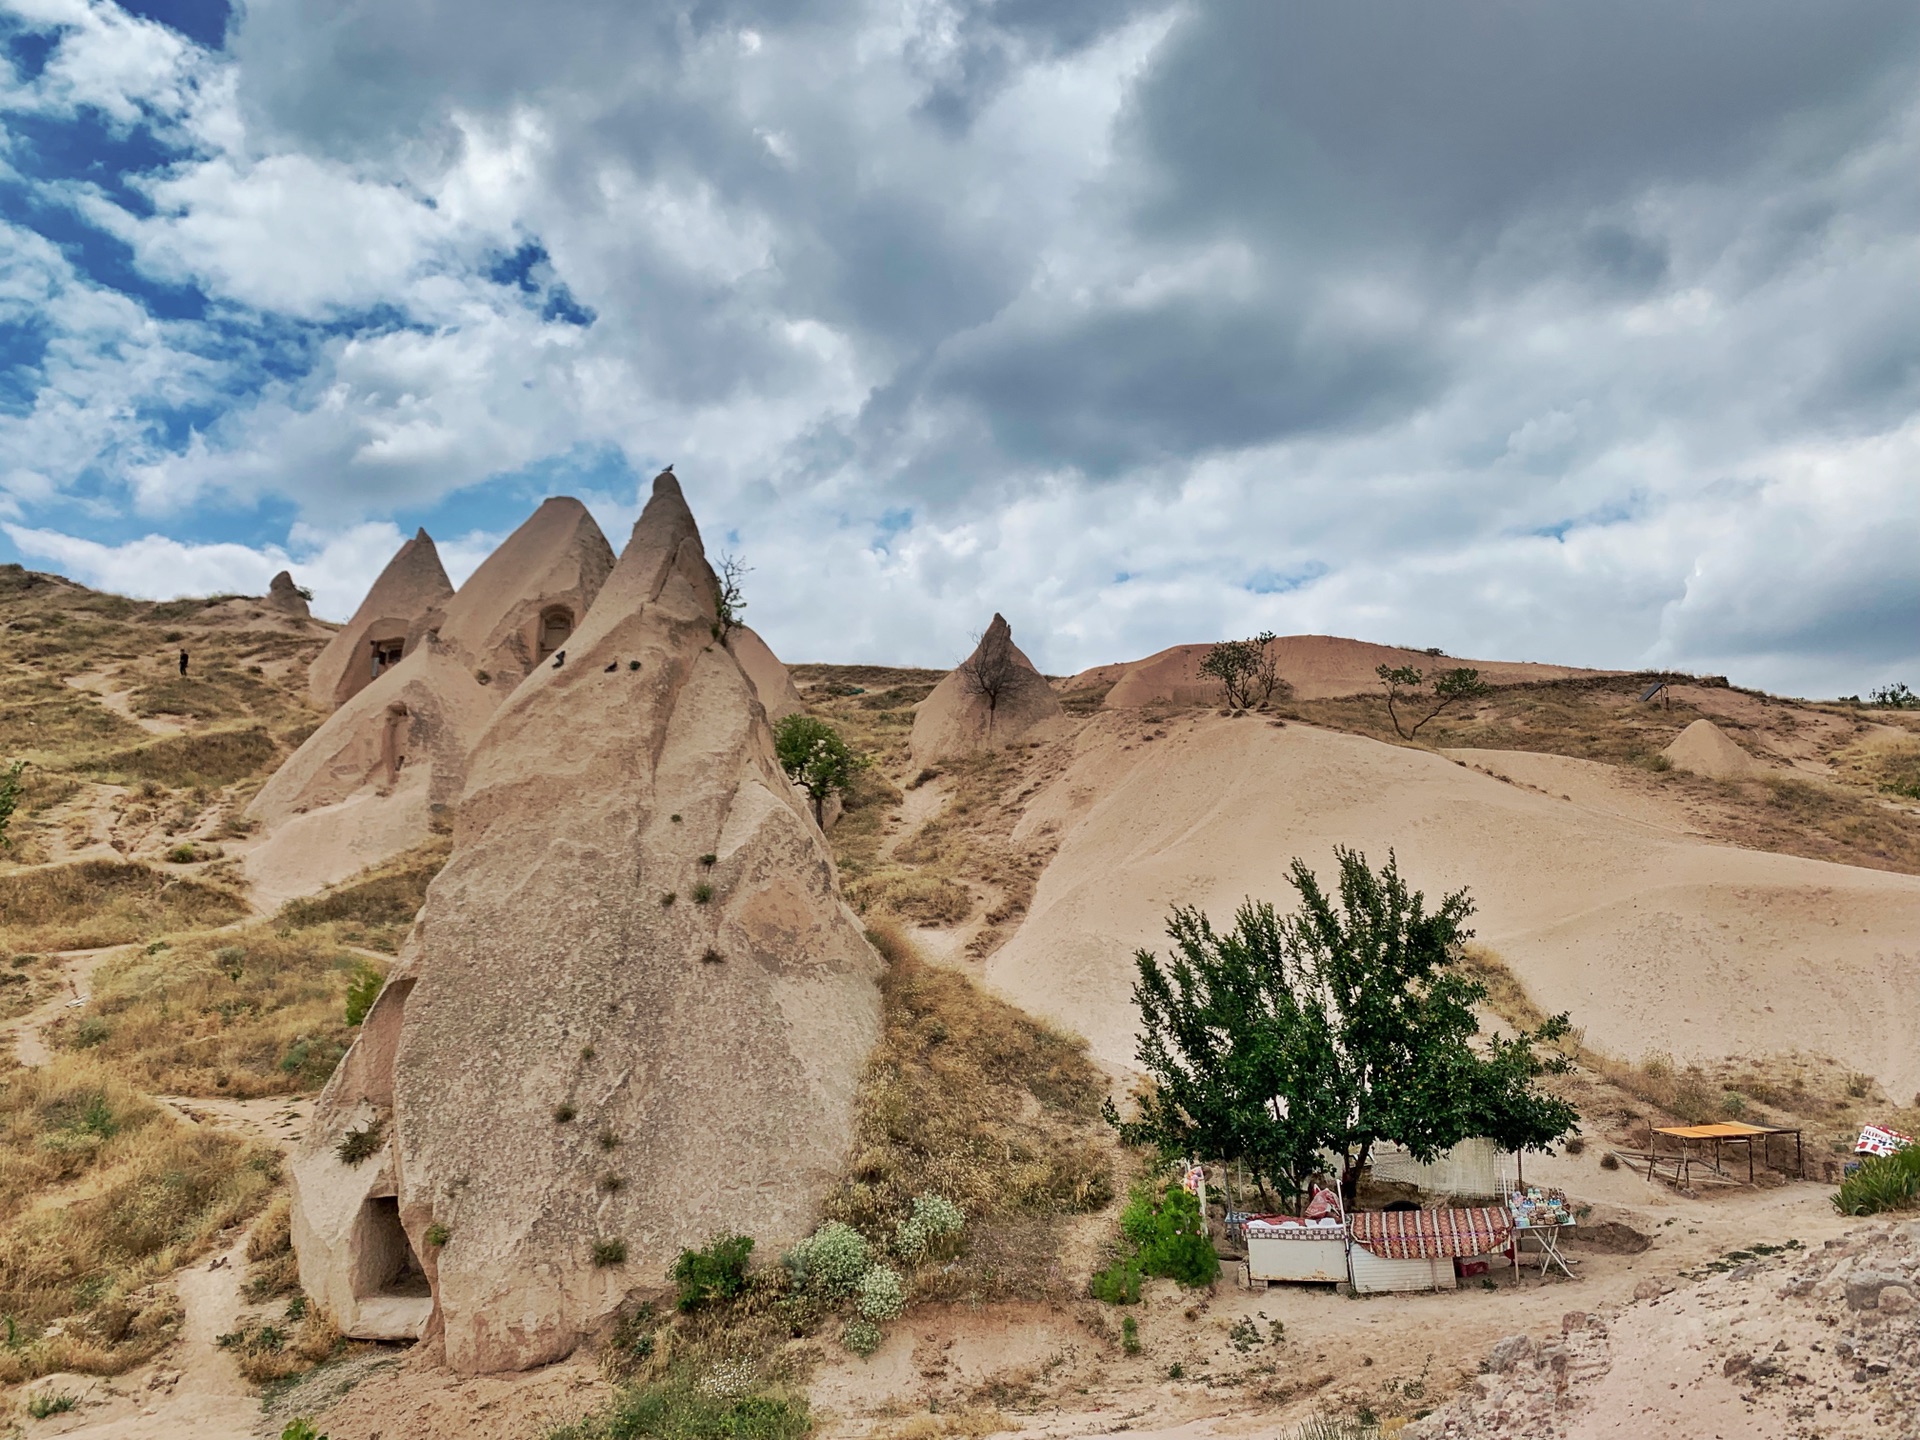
[1,0,1917,693]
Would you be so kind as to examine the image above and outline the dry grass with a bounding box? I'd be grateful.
[277,836,450,952]
[0,859,247,953]
[47,924,371,1097]
[821,922,1113,1303]
[0,1054,279,1380]
[85,726,282,789]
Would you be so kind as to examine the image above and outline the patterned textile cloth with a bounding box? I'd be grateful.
[1349,1206,1513,1261]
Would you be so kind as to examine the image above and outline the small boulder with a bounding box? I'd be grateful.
[1845,1270,1905,1310]
[1722,1353,1750,1378]
[1633,1277,1667,1301]
[1877,1284,1916,1315]
[1488,1335,1533,1373]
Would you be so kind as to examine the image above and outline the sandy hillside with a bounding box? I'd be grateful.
[1072,635,1619,708]
[987,711,1920,1096]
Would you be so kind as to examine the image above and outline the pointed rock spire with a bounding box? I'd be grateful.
[307,529,455,710]
[909,611,1063,767]
[288,470,882,1372]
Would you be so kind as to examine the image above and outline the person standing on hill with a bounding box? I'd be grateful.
[178,648,189,676]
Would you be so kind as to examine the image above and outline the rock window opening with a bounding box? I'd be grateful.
[351,1196,429,1300]
[538,607,574,660]
[370,638,405,678]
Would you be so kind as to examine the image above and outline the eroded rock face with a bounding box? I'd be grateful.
[308,529,455,711]
[250,501,615,903]
[290,472,883,1373]
[909,613,1063,768]
[266,570,311,618]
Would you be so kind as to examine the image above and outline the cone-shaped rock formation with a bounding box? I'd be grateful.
[728,624,804,724]
[308,529,455,710]
[909,613,1063,768]
[289,472,882,1372]
[1662,718,1765,779]
[249,502,614,905]
[266,570,311,618]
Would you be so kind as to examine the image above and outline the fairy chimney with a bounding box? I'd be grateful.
[287,471,883,1372]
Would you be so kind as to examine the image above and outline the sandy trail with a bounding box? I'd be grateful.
[28,1236,265,1440]
[63,671,183,737]
[6,946,124,1066]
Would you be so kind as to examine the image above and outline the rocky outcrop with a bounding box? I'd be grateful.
[909,614,1063,768]
[249,501,615,904]
[728,625,804,724]
[307,529,454,711]
[1661,719,1765,779]
[266,571,311,618]
[290,471,883,1373]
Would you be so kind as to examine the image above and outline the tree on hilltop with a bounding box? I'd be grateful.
[1376,663,1492,739]
[957,623,1020,739]
[1201,631,1285,709]
[1106,847,1578,1211]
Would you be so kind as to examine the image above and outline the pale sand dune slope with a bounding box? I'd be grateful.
[990,715,1920,1096]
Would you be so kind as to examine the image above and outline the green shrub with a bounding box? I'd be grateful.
[545,1378,809,1440]
[1090,1256,1144,1304]
[1121,1315,1141,1355]
[1119,1181,1219,1288]
[691,882,715,905]
[424,1223,450,1247]
[343,960,384,1026]
[894,1192,964,1262]
[593,1239,628,1268]
[785,1221,868,1296]
[856,1264,905,1321]
[842,1317,883,1357]
[28,1392,78,1418]
[671,1233,754,1312]
[282,1422,328,1440]
[335,1120,384,1166]
[1834,1146,1920,1216]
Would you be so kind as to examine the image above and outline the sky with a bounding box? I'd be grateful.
[1,0,1917,697]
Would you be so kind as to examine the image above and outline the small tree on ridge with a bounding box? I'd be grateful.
[1376,664,1492,739]
[774,714,866,826]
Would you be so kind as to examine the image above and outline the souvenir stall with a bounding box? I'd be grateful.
[1346,1206,1514,1294]
[1244,1183,1350,1286]
[1506,1185,1576,1279]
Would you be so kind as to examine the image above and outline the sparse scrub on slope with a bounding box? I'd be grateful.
[0,859,246,952]
[51,925,363,1096]
[0,1058,279,1380]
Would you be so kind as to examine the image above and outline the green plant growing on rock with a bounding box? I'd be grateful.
[335,1120,384,1166]
[424,1223,450,1247]
[343,959,384,1026]
[593,1239,628,1268]
[841,1317,882,1357]
[671,1233,754,1312]
[28,1391,77,1418]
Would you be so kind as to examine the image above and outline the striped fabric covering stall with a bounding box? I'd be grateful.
[1349,1206,1513,1261]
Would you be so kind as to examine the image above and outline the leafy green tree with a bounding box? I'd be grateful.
[1200,632,1283,709]
[1869,681,1918,710]
[773,714,866,826]
[0,760,24,850]
[1107,847,1577,1210]
[1375,664,1492,739]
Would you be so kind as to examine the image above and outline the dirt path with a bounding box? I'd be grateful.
[5,946,124,1066]
[63,671,183,738]
[27,1235,266,1440]
[157,1095,310,1153]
